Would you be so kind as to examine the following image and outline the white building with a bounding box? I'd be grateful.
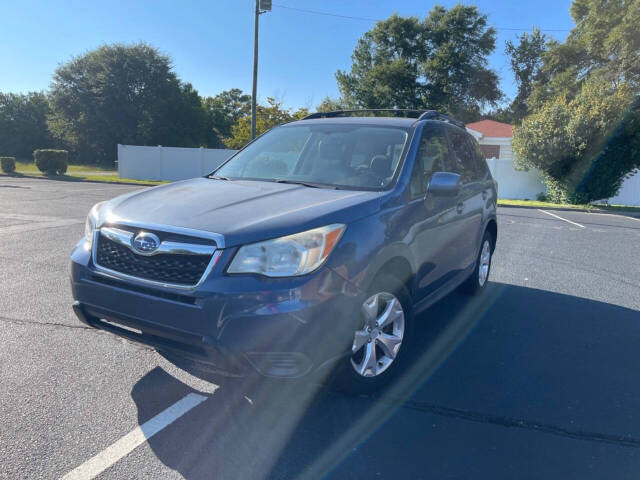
[466,119,547,200]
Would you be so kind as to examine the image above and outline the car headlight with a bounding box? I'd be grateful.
[85,201,106,244]
[228,224,346,277]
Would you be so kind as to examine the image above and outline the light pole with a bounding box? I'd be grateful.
[251,0,271,140]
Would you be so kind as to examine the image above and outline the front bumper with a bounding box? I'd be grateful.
[71,239,363,378]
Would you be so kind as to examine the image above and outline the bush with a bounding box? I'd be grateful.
[0,156,16,173]
[571,104,640,203]
[536,192,549,202]
[513,76,638,204]
[34,149,68,175]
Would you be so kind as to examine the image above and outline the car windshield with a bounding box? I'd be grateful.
[215,124,409,190]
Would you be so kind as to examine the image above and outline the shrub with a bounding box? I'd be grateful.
[0,156,16,173]
[571,104,640,203]
[536,192,549,202]
[34,149,68,175]
[513,76,638,204]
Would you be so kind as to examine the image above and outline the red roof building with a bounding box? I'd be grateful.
[464,119,515,161]
[465,119,514,138]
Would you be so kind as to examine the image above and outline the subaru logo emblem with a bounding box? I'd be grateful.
[132,231,160,255]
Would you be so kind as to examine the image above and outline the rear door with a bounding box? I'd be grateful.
[403,124,462,301]
[468,135,497,241]
[446,127,485,271]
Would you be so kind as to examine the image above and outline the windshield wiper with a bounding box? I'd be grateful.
[274,179,338,189]
[208,175,230,180]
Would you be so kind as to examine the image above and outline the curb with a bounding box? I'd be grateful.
[498,203,640,218]
[0,172,162,187]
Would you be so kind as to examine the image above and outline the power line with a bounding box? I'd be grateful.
[272,3,378,22]
[271,3,571,33]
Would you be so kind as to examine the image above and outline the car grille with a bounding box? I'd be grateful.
[96,234,213,286]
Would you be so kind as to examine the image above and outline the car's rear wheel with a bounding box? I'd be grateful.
[461,230,493,295]
[333,274,414,394]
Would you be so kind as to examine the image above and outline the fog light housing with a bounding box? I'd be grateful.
[245,352,312,378]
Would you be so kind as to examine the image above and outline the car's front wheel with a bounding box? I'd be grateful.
[333,274,414,394]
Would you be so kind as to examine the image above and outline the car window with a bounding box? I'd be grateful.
[447,128,478,183]
[217,125,409,190]
[409,126,449,197]
[468,137,490,180]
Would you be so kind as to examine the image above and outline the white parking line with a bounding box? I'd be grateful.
[60,393,208,480]
[537,209,585,228]
[591,212,640,223]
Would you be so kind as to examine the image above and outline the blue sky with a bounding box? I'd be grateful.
[1,0,574,109]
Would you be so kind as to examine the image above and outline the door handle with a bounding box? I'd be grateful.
[456,202,464,214]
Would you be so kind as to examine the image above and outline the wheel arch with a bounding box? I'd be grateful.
[367,255,414,297]
[485,218,497,252]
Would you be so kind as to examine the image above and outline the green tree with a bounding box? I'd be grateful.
[48,43,209,165]
[316,96,348,112]
[513,75,636,202]
[0,92,54,158]
[224,98,308,149]
[336,6,501,121]
[529,0,640,109]
[568,0,640,82]
[336,14,425,111]
[166,82,210,148]
[202,89,252,146]
[514,0,640,203]
[484,106,516,124]
[505,28,548,122]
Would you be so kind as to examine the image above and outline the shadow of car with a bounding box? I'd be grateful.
[130,282,640,479]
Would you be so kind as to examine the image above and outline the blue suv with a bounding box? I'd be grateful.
[71,109,497,392]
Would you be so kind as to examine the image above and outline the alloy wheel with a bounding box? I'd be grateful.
[350,292,405,378]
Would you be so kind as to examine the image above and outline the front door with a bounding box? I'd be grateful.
[404,124,462,301]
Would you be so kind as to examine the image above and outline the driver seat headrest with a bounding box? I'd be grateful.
[318,139,343,160]
[370,155,392,176]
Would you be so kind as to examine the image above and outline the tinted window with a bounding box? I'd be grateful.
[469,138,490,179]
[447,128,479,183]
[409,127,450,197]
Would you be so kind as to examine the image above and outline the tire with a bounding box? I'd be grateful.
[332,273,414,395]
[461,230,493,295]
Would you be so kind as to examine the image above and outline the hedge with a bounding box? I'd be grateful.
[572,103,640,203]
[0,156,16,173]
[34,149,68,175]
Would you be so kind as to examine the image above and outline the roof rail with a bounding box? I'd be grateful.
[302,109,466,128]
[416,111,466,128]
[302,109,428,120]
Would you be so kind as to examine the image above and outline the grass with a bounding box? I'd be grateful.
[3,159,166,185]
[72,173,166,185]
[498,199,595,210]
[2,171,166,186]
[13,159,115,174]
[498,198,640,213]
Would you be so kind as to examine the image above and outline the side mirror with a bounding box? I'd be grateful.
[427,172,462,197]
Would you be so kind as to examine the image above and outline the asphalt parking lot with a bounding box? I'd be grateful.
[1,176,640,480]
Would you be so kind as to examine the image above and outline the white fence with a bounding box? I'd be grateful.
[117,145,237,181]
[605,169,640,206]
[486,157,547,200]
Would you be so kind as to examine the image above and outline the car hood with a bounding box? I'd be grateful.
[103,178,383,247]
